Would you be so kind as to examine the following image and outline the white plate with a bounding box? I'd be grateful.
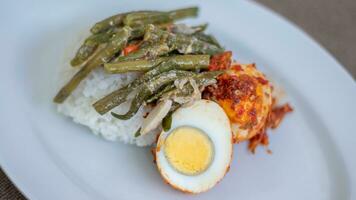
[0,1,355,199]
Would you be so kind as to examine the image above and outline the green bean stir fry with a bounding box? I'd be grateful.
[54,7,225,124]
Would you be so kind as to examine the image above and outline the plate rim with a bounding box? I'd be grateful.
[0,1,355,199]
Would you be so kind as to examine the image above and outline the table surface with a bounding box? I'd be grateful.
[1,0,355,199]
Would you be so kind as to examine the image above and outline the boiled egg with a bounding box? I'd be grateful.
[205,63,273,142]
[226,63,272,142]
[155,100,233,193]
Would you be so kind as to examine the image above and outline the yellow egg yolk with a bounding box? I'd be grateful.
[164,126,214,176]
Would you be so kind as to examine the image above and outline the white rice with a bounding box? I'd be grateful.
[57,67,158,146]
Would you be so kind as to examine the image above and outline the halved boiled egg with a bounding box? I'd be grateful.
[155,100,233,193]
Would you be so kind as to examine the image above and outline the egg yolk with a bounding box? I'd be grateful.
[164,126,213,176]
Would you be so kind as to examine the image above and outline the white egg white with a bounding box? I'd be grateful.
[155,100,233,193]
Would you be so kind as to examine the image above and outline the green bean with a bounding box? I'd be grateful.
[161,82,194,99]
[143,69,195,96]
[134,128,141,137]
[112,42,170,63]
[70,43,98,67]
[194,32,222,48]
[143,24,170,43]
[89,7,196,34]
[159,73,214,132]
[162,102,181,131]
[123,7,198,27]
[87,28,116,43]
[110,25,170,64]
[170,23,208,35]
[105,54,210,74]
[160,71,223,100]
[111,25,171,62]
[169,33,224,55]
[94,59,177,114]
[168,7,199,20]
[108,25,147,62]
[113,25,171,62]
[171,102,181,112]
[130,25,146,39]
[90,7,197,35]
[124,12,170,27]
[111,70,195,120]
[93,59,214,115]
[105,58,163,73]
[71,29,116,66]
[90,12,130,34]
[54,27,132,103]
[140,24,223,55]
[146,84,176,104]
[169,55,210,70]
[191,24,208,33]
[92,85,131,115]
[162,112,172,131]
[139,60,177,79]
[111,87,151,120]
[195,70,223,85]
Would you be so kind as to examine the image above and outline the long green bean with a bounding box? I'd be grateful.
[160,71,222,100]
[54,27,132,103]
[193,32,222,48]
[94,59,177,114]
[143,24,170,43]
[134,128,142,137]
[86,28,116,43]
[169,33,224,55]
[71,29,116,66]
[117,42,170,62]
[105,54,209,73]
[111,70,195,119]
[123,7,198,27]
[70,42,98,67]
[168,7,199,20]
[146,84,175,104]
[170,23,208,35]
[130,25,146,39]
[161,102,181,131]
[92,85,131,115]
[105,58,163,73]
[110,24,218,63]
[90,12,130,34]
[140,24,224,55]
[111,87,151,120]
[195,70,223,85]
[110,24,171,63]
[90,7,198,34]
[162,111,173,131]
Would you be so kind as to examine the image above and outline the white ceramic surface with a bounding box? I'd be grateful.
[0,1,355,199]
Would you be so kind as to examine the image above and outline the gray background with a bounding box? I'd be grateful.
[257,0,355,78]
[1,0,355,199]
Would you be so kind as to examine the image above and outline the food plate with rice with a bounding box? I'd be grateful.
[0,0,355,199]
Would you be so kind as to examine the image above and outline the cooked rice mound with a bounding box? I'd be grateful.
[57,67,157,146]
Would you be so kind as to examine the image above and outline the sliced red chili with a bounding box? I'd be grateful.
[123,43,140,56]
